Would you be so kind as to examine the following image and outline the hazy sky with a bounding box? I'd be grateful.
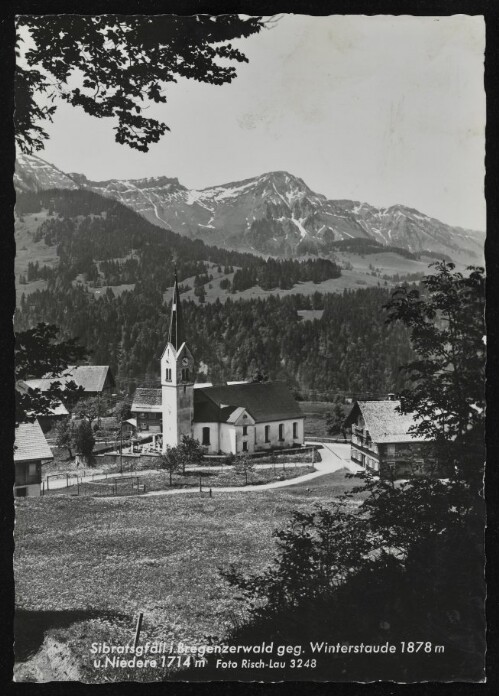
[33,14,485,230]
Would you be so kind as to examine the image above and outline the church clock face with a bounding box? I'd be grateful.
[182,357,189,366]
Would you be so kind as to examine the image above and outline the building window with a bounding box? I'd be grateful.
[202,427,210,446]
[242,425,248,436]
[242,441,248,452]
[278,424,284,441]
[265,425,270,443]
[181,368,190,382]
[165,368,172,382]
[386,444,396,456]
[293,422,298,439]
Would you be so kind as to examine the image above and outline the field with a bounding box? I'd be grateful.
[14,470,361,682]
[44,464,317,497]
[300,400,350,438]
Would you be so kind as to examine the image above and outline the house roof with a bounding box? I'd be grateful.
[46,402,69,417]
[194,382,302,424]
[350,400,427,443]
[14,419,53,462]
[129,381,303,423]
[16,381,69,417]
[131,388,162,412]
[25,365,112,394]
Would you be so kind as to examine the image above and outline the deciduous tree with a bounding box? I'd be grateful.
[74,419,95,461]
[54,418,76,459]
[384,262,485,486]
[15,322,87,425]
[160,446,183,486]
[234,454,255,485]
[16,15,264,153]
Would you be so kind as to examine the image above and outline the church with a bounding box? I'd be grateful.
[132,275,305,455]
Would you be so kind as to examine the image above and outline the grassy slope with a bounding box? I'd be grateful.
[15,473,360,681]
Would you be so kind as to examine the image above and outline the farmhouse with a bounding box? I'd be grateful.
[24,364,115,398]
[344,399,439,479]
[14,419,53,497]
[16,380,69,433]
[132,275,304,455]
[131,387,162,433]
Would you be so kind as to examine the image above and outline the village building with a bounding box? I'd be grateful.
[131,275,304,455]
[131,387,162,433]
[344,399,438,479]
[24,364,115,399]
[16,380,70,433]
[14,419,53,497]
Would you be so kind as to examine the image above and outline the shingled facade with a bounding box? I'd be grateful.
[14,419,53,497]
[344,400,440,479]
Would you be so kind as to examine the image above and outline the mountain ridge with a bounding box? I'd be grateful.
[15,154,484,262]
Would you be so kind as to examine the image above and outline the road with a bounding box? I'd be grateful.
[44,442,363,495]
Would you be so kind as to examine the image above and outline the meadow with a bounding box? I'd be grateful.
[14,470,361,682]
[43,464,317,497]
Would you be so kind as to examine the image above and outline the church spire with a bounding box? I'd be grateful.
[168,269,186,351]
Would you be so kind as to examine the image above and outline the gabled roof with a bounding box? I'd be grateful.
[14,419,53,462]
[348,400,427,443]
[24,365,113,393]
[131,387,162,412]
[194,382,302,424]
[16,381,68,417]
[46,401,69,417]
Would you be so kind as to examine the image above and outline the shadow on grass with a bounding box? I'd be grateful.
[14,608,126,662]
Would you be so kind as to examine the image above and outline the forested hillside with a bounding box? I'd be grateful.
[16,189,341,292]
[16,284,414,397]
[15,188,416,397]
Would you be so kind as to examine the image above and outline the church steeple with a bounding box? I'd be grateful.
[161,269,194,451]
[168,270,186,351]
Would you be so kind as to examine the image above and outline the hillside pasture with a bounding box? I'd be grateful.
[14,475,361,681]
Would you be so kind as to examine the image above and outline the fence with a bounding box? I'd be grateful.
[203,444,320,464]
[42,473,147,496]
[305,437,351,444]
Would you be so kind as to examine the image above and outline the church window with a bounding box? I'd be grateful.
[181,368,190,382]
[293,422,298,439]
[242,426,248,436]
[264,425,270,443]
[242,441,248,452]
[202,427,210,445]
[165,368,172,382]
[278,424,284,441]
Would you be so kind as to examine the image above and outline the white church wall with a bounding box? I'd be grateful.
[220,424,237,454]
[254,418,304,451]
[234,423,255,453]
[192,421,220,454]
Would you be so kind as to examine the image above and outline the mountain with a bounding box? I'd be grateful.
[15,154,485,261]
[15,154,79,192]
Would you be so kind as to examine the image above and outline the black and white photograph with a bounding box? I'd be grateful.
[9,9,487,683]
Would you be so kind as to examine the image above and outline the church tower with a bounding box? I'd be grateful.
[161,272,195,450]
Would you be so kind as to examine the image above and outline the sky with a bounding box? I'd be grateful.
[30,14,485,230]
